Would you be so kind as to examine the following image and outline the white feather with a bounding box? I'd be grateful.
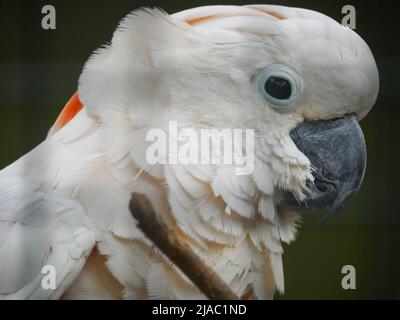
[0,3,378,300]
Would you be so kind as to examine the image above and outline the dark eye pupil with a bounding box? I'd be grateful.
[265,76,292,100]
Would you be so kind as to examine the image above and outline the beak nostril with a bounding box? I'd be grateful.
[314,179,338,195]
[315,181,328,193]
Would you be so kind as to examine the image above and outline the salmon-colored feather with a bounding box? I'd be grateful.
[53,92,83,132]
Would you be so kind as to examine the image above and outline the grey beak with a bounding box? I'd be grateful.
[280,114,366,217]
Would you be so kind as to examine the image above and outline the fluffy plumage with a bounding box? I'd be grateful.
[0,5,378,299]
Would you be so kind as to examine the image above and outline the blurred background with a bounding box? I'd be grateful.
[0,0,398,299]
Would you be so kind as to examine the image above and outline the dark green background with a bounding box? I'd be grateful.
[0,0,398,299]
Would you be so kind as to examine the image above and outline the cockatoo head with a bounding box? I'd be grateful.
[78,5,379,217]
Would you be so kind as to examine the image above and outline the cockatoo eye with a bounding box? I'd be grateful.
[256,65,302,113]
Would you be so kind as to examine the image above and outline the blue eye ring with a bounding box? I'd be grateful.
[255,65,302,113]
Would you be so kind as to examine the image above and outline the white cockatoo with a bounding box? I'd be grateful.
[0,4,378,299]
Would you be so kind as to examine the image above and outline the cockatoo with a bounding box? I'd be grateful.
[0,4,378,299]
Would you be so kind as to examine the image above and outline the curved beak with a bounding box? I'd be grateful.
[280,114,366,218]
